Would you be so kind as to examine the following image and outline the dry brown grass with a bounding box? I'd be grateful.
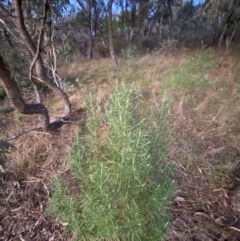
[2,104,81,181]
[166,47,240,240]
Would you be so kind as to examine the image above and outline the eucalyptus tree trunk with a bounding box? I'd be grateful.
[98,28,107,49]
[167,0,173,39]
[129,0,136,46]
[108,0,118,66]
[148,0,163,37]
[87,0,93,58]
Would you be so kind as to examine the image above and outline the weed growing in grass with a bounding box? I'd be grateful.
[161,48,217,90]
[46,84,176,241]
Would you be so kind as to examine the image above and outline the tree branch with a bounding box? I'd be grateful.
[29,0,50,103]
[76,0,88,16]
[0,54,50,129]
[7,128,43,141]
[0,3,15,20]
[14,0,37,56]
[0,18,24,45]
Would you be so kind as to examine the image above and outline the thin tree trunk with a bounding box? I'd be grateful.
[87,29,93,58]
[108,0,118,66]
[218,23,228,48]
[0,55,50,129]
[159,16,163,43]
[226,20,239,53]
[98,28,107,48]
[167,0,173,39]
[148,20,156,37]
[129,0,136,46]
[87,0,93,58]
[148,1,162,37]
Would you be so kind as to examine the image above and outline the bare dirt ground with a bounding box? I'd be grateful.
[0,171,72,241]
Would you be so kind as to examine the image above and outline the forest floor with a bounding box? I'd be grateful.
[1,46,240,240]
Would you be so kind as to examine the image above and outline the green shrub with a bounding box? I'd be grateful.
[161,48,217,90]
[46,84,176,241]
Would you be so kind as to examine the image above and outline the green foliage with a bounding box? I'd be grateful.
[56,42,73,62]
[177,0,196,21]
[75,10,90,29]
[102,16,120,36]
[161,48,217,90]
[46,84,176,241]
[14,111,23,124]
[17,80,33,93]
[0,139,15,172]
[0,86,7,100]
[0,38,29,79]
[102,16,109,36]
[121,45,139,59]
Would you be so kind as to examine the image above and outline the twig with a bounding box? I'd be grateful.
[229,226,240,233]
[49,5,61,88]
[0,3,15,20]
[45,64,63,87]
[225,18,238,53]
[41,32,67,55]
[7,127,43,141]
[61,119,86,123]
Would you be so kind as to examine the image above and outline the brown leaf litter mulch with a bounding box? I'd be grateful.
[0,171,72,241]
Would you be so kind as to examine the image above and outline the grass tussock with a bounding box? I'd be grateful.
[46,84,176,241]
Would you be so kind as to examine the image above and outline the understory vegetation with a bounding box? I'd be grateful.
[44,46,240,240]
[1,44,240,240]
[46,84,176,241]
[1,0,240,240]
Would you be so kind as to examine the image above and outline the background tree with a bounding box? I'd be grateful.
[108,0,118,65]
